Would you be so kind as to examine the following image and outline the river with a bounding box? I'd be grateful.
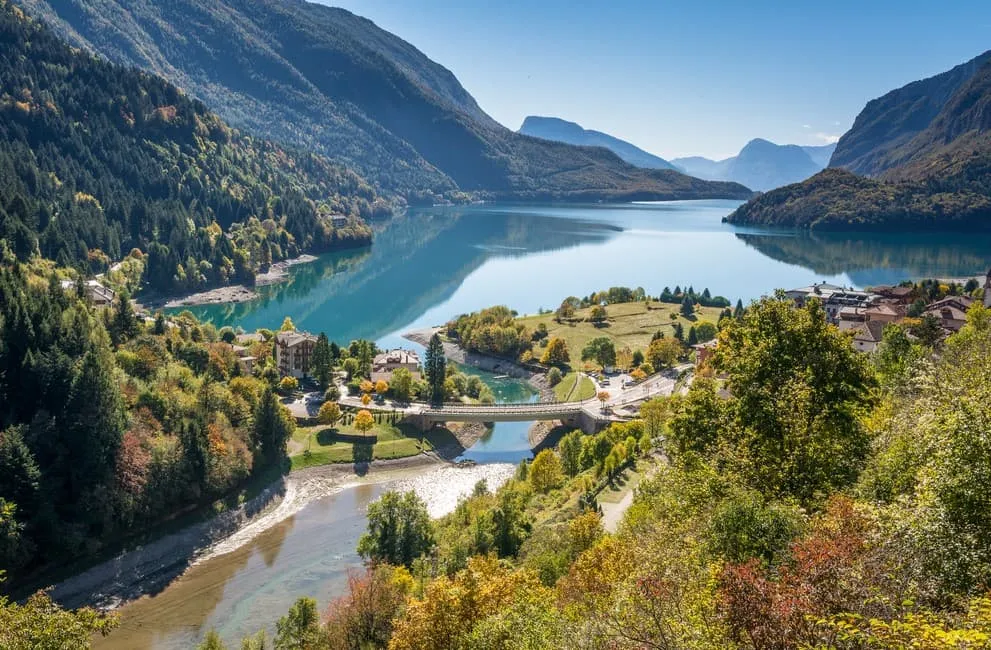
[94,200,991,648]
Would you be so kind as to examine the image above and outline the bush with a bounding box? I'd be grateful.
[547,367,563,387]
[279,376,299,393]
[324,384,341,401]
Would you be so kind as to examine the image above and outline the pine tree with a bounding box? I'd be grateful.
[680,295,695,318]
[254,386,295,464]
[425,333,446,405]
[688,326,699,346]
[311,333,333,389]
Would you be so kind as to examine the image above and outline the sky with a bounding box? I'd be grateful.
[320,0,991,160]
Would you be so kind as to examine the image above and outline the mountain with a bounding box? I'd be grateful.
[830,50,991,177]
[16,0,750,203]
[727,53,991,230]
[724,168,991,230]
[671,138,825,191]
[518,116,676,170]
[669,156,732,180]
[802,143,837,168]
[0,0,376,294]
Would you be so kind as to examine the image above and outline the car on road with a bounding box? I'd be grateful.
[600,378,610,386]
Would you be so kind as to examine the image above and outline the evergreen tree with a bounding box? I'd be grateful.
[425,333,446,404]
[673,322,685,341]
[311,333,333,389]
[688,326,699,346]
[680,295,695,318]
[254,386,295,464]
[734,298,745,319]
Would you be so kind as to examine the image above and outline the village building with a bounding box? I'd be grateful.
[60,278,115,307]
[236,332,265,344]
[371,349,421,383]
[275,330,318,378]
[784,282,881,324]
[871,284,916,304]
[692,338,718,368]
[923,296,974,332]
[229,344,257,375]
[851,320,886,353]
[330,214,349,228]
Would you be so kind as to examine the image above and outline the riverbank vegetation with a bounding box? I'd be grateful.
[227,292,991,650]
[0,1,380,297]
[0,256,304,587]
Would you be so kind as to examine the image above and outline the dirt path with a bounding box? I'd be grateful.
[601,488,636,533]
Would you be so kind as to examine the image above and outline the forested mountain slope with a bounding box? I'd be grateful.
[727,54,991,230]
[16,0,752,202]
[830,49,991,177]
[0,0,377,294]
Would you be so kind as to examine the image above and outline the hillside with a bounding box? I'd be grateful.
[518,116,676,170]
[16,0,751,202]
[728,54,991,230]
[830,49,991,177]
[0,0,378,294]
[724,168,991,230]
[672,138,825,191]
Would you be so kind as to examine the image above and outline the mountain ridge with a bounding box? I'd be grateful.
[16,0,751,202]
[672,138,830,191]
[727,53,991,230]
[518,116,676,170]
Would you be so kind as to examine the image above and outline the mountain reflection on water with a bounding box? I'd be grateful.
[736,231,991,287]
[183,205,620,341]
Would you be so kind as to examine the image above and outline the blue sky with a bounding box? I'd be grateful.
[322,1,991,160]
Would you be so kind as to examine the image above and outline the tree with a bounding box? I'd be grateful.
[638,398,670,441]
[275,597,322,650]
[547,367,563,387]
[324,566,411,650]
[716,294,876,503]
[672,322,684,341]
[910,313,943,347]
[589,305,608,324]
[425,333,446,404]
[354,409,375,434]
[390,367,413,402]
[581,337,617,369]
[280,316,295,331]
[110,290,139,345]
[646,337,682,368]
[197,630,227,650]
[734,298,745,319]
[254,386,295,463]
[318,401,342,426]
[632,349,644,367]
[361,393,371,406]
[540,337,570,366]
[680,295,695,317]
[279,376,299,393]
[357,491,434,567]
[559,430,584,477]
[597,391,610,409]
[0,589,119,649]
[311,333,333,389]
[695,320,718,342]
[374,379,388,395]
[529,449,564,493]
[359,379,374,394]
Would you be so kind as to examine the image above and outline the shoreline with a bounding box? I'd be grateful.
[49,452,448,611]
[136,254,317,310]
[403,327,554,401]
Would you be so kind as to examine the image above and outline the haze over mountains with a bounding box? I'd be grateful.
[672,140,837,191]
[518,116,677,170]
[728,49,991,230]
[16,0,750,203]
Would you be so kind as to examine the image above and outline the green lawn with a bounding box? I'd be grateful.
[553,372,596,401]
[519,301,724,370]
[289,418,458,470]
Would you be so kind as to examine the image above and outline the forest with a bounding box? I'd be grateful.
[205,291,991,650]
[0,254,298,581]
[0,0,381,295]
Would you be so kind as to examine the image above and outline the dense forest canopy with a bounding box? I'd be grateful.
[0,0,380,294]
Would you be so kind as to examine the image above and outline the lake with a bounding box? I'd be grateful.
[98,200,991,648]
[182,200,991,349]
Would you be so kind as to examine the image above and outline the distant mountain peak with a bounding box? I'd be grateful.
[518,115,676,170]
[672,138,825,191]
